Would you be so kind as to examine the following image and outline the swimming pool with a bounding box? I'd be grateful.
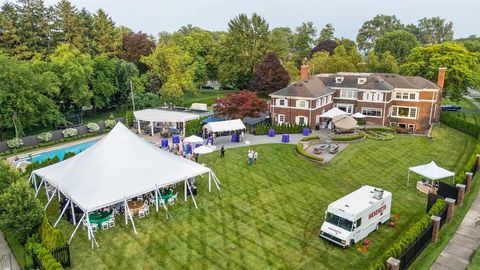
[30,140,99,163]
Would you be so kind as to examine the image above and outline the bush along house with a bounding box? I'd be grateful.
[269,65,446,133]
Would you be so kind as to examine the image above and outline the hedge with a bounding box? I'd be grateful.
[369,200,446,270]
[256,123,309,135]
[27,236,63,270]
[440,112,480,138]
[367,127,395,133]
[125,111,134,127]
[365,130,395,141]
[295,143,324,162]
[185,117,207,137]
[38,215,67,250]
[331,132,365,142]
[300,135,320,142]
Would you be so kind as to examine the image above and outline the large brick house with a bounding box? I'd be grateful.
[269,66,446,133]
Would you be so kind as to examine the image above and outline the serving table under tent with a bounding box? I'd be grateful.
[29,123,222,249]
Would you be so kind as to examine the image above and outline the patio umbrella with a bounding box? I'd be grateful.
[351,112,366,119]
[184,135,204,144]
[332,115,357,130]
[193,145,214,155]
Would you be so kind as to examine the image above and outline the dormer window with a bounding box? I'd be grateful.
[358,78,367,84]
[335,77,344,83]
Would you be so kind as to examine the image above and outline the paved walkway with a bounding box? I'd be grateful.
[431,193,480,270]
[466,90,480,109]
[0,230,20,270]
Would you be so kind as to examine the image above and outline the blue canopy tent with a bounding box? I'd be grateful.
[202,116,222,124]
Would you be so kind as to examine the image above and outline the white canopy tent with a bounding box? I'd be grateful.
[184,135,204,144]
[351,112,366,119]
[134,109,199,135]
[193,145,214,155]
[29,123,222,246]
[407,161,455,186]
[203,119,246,133]
[320,107,348,118]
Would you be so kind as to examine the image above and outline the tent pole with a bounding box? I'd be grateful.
[137,120,141,134]
[127,206,138,234]
[44,187,57,211]
[54,199,70,227]
[68,213,85,244]
[70,199,77,225]
[86,211,92,240]
[35,179,44,197]
[124,200,129,225]
[184,178,187,202]
[57,189,61,202]
[151,121,154,136]
[155,189,159,212]
[453,174,455,184]
[185,179,198,209]
[183,121,186,135]
[44,181,50,201]
[208,171,211,192]
[211,172,224,197]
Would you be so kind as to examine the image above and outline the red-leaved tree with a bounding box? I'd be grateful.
[120,31,155,72]
[215,91,268,119]
[249,52,290,95]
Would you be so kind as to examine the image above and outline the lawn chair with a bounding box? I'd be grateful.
[101,222,109,230]
[108,218,115,228]
[90,224,98,233]
[138,209,145,218]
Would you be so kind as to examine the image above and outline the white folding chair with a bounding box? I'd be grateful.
[144,205,150,215]
[137,196,143,201]
[90,224,98,233]
[108,218,115,228]
[138,209,145,218]
[101,222,109,230]
[82,219,88,230]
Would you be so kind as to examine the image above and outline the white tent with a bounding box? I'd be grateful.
[407,161,455,186]
[332,115,357,130]
[351,112,366,119]
[184,135,204,144]
[320,107,348,118]
[204,119,246,133]
[134,109,199,135]
[193,145,214,155]
[29,123,222,245]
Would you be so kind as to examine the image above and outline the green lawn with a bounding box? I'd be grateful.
[444,111,480,125]
[469,248,480,270]
[44,126,475,269]
[180,90,234,107]
[442,97,478,109]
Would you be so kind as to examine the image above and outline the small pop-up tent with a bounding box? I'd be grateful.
[407,161,455,186]
[29,123,222,247]
[351,112,366,119]
[320,107,348,118]
[332,115,357,130]
[204,119,246,133]
[184,135,204,144]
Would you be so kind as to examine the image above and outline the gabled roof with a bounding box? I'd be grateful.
[270,76,334,98]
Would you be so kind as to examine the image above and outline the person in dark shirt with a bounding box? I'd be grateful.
[220,145,225,158]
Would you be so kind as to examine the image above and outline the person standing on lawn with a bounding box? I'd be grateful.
[248,150,254,166]
[254,151,258,165]
[220,145,225,158]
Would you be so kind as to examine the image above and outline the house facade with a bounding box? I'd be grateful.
[269,66,446,133]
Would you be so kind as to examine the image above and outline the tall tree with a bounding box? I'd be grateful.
[217,13,270,89]
[416,17,454,44]
[310,39,337,57]
[455,35,480,53]
[374,30,419,63]
[49,43,94,109]
[270,27,295,61]
[0,3,22,55]
[317,23,335,43]
[356,14,403,51]
[293,22,317,63]
[366,51,399,73]
[215,91,268,119]
[309,45,361,74]
[92,9,120,56]
[90,55,118,109]
[52,0,87,51]
[120,31,155,73]
[0,55,62,135]
[141,43,197,101]
[402,42,480,100]
[249,52,290,95]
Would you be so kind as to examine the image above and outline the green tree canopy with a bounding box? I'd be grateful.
[356,14,403,52]
[309,45,361,74]
[366,51,399,73]
[374,30,419,63]
[293,22,317,63]
[92,9,121,56]
[416,17,453,44]
[402,42,480,100]
[90,55,118,109]
[455,35,480,53]
[317,23,335,43]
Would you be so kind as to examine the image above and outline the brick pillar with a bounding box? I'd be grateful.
[300,65,309,80]
[445,198,456,223]
[455,184,466,206]
[437,67,447,89]
[466,172,473,193]
[386,257,400,270]
[431,215,441,243]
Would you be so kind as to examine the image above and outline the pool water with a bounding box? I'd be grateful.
[30,140,98,163]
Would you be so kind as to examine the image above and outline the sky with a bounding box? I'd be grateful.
[6,0,480,39]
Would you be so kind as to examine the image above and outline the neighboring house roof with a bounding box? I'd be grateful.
[270,72,438,98]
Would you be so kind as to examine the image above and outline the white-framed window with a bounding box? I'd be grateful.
[391,106,418,119]
[394,91,418,101]
[358,78,367,84]
[362,91,384,101]
[335,77,344,83]
[335,104,354,114]
[397,123,416,131]
[340,90,358,100]
[296,100,308,108]
[278,114,285,124]
[276,99,287,106]
[361,107,382,118]
[296,116,308,125]
[327,95,332,103]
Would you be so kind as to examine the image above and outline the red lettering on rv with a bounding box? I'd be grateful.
[368,204,386,219]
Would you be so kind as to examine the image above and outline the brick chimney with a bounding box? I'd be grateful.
[300,65,309,80]
[437,67,447,89]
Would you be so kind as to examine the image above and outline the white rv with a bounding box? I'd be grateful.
[319,185,392,248]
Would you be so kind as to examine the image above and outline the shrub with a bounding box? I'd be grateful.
[37,132,53,143]
[300,135,320,142]
[0,161,22,193]
[365,130,395,141]
[255,123,309,135]
[440,112,480,138]
[104,119,116,129]
[367,127,395,133]
[0,180,43,243]
[25,156,61,175]
[185,117,206,136]
[125,111,134,127]
[357,119,366,125]
[62,151,76,160]
[62,128,77,138]
[7,138,23,149]
[86,122,100,133]
[28,236,64,270]
[331,132,365,142]
[38,215,66,250]
[295,143,324,162]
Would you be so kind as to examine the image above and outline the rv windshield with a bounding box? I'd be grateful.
[325,212,353,231]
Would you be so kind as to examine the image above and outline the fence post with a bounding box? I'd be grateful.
[445,198,455,223]
[386,257,400,270]
[455,184,466,206]
[465,172,473,193]
[476,154,480,172]
[431,215,441,243]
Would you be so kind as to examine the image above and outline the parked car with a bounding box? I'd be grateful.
[441,105,462,111]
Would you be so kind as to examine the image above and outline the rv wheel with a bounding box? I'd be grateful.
[375,223,381,231]
[349,240,354,247]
